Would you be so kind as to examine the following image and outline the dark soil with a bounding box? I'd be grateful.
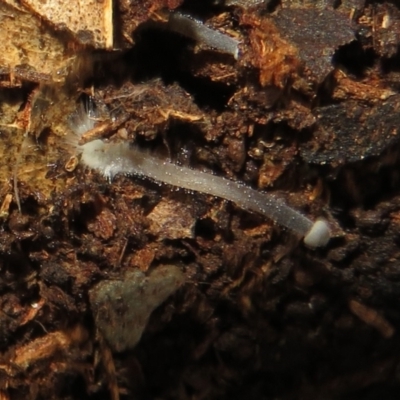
[1,1,400,399]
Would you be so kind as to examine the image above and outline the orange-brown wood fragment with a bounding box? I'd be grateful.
[87,208,117,240]
[19,299,45,326]
[21,0,113,49]
[241,13,300,88]
[333,70,396,103]
[119,0,184,47]
[349,299,395,339]
[0,0,75,84]
[64,156,80,172]
[13,325,89,370]
[241,9,354,90]
[158,108,203,123]
[0,194,12,219]
[147,198,196,240]
[78,115,130,145]
[130,246,156,272]
[99,337,120,400]
[0,390,10,400]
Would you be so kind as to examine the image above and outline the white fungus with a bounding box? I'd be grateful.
[167,12,240,59]
[67,102,330,248]
[303,219,331,248]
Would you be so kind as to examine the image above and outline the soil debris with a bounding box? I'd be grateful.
[1,0,400,399]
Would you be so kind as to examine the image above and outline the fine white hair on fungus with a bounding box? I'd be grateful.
[65,97,99,152]
[73,98,98,134]
[70,100,330,248]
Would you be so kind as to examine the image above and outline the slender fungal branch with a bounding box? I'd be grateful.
[167,12,240,59]
[78,139,330,248]
[68,101,330,248]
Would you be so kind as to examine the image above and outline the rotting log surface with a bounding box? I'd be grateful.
[1,1,400,399]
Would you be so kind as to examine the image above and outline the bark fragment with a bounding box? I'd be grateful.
[301,95,400,165]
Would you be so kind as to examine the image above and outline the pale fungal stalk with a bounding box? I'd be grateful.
[68,103,330,248]
[167,12,240,59]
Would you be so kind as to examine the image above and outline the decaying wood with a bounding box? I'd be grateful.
[21,0,113,49]
[1,0,400,399]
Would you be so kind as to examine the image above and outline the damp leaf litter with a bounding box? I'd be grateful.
[2,1,400,400]
[89,265,185,352]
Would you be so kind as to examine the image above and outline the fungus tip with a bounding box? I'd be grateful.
[303,219,330,248]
